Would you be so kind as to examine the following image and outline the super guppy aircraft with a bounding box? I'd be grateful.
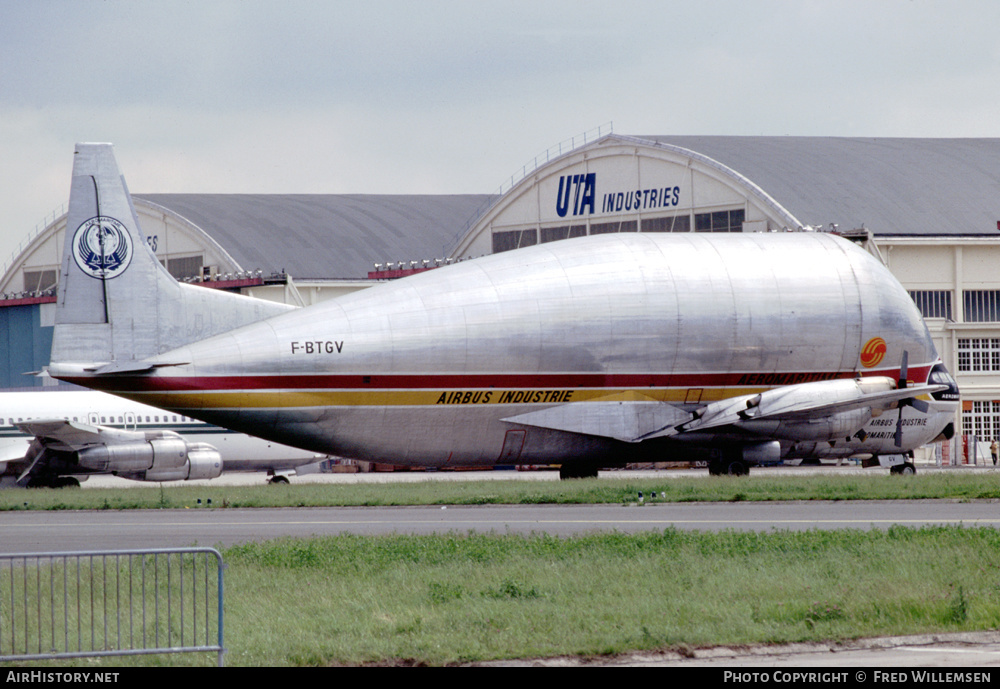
[45,143,959,478]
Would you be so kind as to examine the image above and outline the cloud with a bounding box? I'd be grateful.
[3,0,1000,263]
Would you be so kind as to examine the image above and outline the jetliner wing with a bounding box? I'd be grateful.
[0,440,30,465]
[15,420,107,452]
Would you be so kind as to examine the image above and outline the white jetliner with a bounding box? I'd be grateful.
[0,388,328,487]
[46,144,959,479]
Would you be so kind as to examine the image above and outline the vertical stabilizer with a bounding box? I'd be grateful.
[51,143,292,367]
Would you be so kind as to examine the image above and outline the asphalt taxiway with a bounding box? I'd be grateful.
[4,497,1000,553]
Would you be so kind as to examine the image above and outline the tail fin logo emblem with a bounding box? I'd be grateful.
[71,217,134,280]
[860,337,887,368]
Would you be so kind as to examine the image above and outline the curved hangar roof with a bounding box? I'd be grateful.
[4,135,999,297]
[452,135,1000,258]
[0,193,490,296]
[645,136,1000,237]
[137,194,491,279]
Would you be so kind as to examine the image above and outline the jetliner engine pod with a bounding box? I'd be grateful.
[0,389,329,487]
[47,144,959,478]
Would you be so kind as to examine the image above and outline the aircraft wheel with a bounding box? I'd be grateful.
[558,464,599,480]
[725,459,749,476]
[890,462,916,476]
[711,454,749,476]
[26,476,77,489]
[268,475,290,485]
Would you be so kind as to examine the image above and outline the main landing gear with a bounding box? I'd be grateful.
[558,463,600,480]
[708,455,750,476]
[25,476,81,488]
[889,462,916,475]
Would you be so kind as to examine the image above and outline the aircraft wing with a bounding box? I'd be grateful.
[504,378,947,444]
[501,393,692,443]
[16,420,109,452]
[11,419,225,485]
[642,382,948,440]
[0,440,30,465]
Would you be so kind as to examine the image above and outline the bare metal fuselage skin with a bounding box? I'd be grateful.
[59,231,956,468]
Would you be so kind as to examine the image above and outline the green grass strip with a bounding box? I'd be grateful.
[32,526,1000,666]
[3,472,1000,511]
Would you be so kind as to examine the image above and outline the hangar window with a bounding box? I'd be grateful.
[590,221,638,234]
[695,208,745,232]
[909,291,953,320]
[540,225,587,243]
[492,230,537,253]
[964,291,1000,322]
[957,339,1000,372]
[641,215,690,233]
[23,269,57,294]
[166,255,204,280]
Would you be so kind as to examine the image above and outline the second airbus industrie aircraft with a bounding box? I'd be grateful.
[1,388,328,487]
[45,143,959,478]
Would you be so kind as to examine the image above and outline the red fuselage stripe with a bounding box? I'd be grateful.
[60,366,930,393]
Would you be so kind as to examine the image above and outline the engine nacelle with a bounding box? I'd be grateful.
[741,440,781,464]
[77,435,188,472]
[138,444,223,481]
[74,430,222,481]
[742,407,874,442]
[730,377,897,443]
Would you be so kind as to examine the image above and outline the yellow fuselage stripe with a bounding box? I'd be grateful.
[118,386,770,409]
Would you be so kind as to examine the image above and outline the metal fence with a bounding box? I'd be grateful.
[0,548,225,666]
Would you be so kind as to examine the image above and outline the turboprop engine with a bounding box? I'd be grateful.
[670,376,915,444]
[729,377,897,441]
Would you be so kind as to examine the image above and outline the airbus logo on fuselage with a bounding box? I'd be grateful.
[555,173,682,217]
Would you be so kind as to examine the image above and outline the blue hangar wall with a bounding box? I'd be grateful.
[0,302,53,388]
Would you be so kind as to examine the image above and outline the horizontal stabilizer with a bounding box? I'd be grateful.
[85,360,189,375]
[503,399,692,443]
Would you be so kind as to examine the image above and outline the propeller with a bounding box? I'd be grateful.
[893,350,929,447]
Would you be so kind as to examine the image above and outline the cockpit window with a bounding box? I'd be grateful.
[930,370,956,386]
[930,364,960,401]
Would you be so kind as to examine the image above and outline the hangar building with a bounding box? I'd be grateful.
[4,133,1000,462]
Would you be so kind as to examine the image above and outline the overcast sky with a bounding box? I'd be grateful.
[2,0,998,266]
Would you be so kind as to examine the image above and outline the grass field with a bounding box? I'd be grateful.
[3,472,1000,665]
[217,527,1000,666]
[2,470,999,511]
[9,526,990,666]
